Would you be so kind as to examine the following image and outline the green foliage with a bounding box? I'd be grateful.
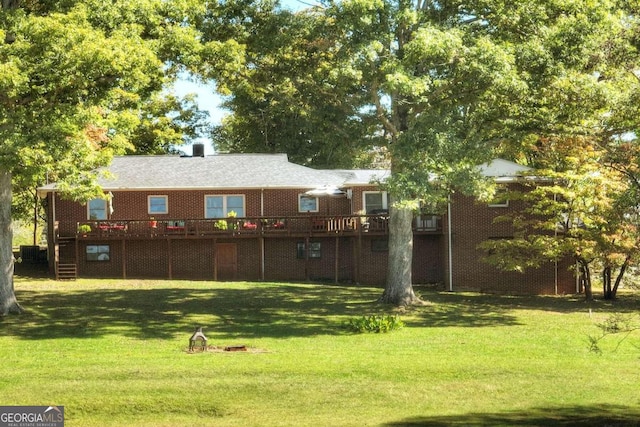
[1,0,211,204]
[207,7,372,168]
[214,211,238,230]
[588,313,639,354]
[481,136,640,300]
[77,224,92,234]
[599,313,633,334]
[1,0,216,312]
[214,219,228,230]
[126,92,212,155]
[1,2,150,204]
[11,221,42,248]
[194,0,636,305]
[346,314,404,333]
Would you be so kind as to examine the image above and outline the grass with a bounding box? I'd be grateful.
[1,277,640,426]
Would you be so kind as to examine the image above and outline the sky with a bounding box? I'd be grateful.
[172,0,319,155]
[172,78,223,155]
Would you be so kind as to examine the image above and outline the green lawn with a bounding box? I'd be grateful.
[1,278,639,426]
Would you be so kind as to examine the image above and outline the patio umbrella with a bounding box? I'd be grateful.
[107,191,114,216]
[305,186,346,197]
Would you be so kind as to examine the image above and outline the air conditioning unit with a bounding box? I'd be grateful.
[192,143,205,157]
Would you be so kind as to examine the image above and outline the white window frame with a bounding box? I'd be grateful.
[488,187,509,208]
[298,194,319,213]
[148,195,168,215]
[488,200,509,208]
[362,191,388,213]
[204,195,246,218]
[88,198,107,220]
[415,214,439,230]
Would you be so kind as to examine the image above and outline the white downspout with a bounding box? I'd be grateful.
[553,192,558,295]
[260,189,265,280]
[447,196,453,292]
[260,188,264,217]
[554,259,558,295]
[576,261,580,293]
[51,190,57,270]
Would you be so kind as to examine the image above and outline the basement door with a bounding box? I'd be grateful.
[215,243,237,280]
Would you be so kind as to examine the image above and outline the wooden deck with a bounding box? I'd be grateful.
[57,214,442,240]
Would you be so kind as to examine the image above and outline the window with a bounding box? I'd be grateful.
[299,195,319,212]
[488,187,509,207]
[205,195,245,218]
[296,242,321,259]
[86,245,110,261]
[363,191,388,213]
[415,214,439,230]
[148,195,168,214]
[88,198,107,220]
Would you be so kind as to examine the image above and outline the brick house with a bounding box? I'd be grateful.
[37,150,576,294]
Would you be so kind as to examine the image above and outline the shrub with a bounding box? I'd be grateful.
[588,313,639,354]
[77,224,92,234]
[346,315,404,333]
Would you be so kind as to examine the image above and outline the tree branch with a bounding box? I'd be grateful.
[370,78,398,141]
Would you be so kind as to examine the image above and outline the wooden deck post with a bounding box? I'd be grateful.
[334,236,339,284]
[121,239,127,279]
[167,239,173,279]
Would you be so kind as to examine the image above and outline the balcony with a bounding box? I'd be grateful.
[56,214,442,240]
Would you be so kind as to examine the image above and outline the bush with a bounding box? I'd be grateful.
[214,219,228,230]
[346,315,404,333]
[588,312,639,354]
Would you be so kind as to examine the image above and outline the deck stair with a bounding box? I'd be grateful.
[56,263,77,280]
[55,235,78,280]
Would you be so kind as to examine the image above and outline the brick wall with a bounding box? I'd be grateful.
[446,187,576,294]
[263,237,358,283]
[46,183,576,295]
[169,240,215,280]
[353,236,389,286]
[51,187,360,224]
[413,236,445,285]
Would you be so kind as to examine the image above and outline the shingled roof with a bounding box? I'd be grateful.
[87,153,357,190]
[37,153,525,194]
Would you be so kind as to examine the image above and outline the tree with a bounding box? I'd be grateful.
[199,0,627,304]
[599,143,640,299]
[202,3,376,168]
[481,136,637,300]
[126,92,212,155]
[0,0,193,314]
[480,1,640,300]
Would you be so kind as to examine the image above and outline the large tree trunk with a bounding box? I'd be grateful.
[576,256,593,301]
[610,257,629,300]
[379,203,420,306]
[603,257,629,300]
[1,1,20,9]
[0,168,23,315]
[603,265,612,300]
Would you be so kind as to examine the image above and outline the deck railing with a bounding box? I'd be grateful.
[58,214,441,240]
